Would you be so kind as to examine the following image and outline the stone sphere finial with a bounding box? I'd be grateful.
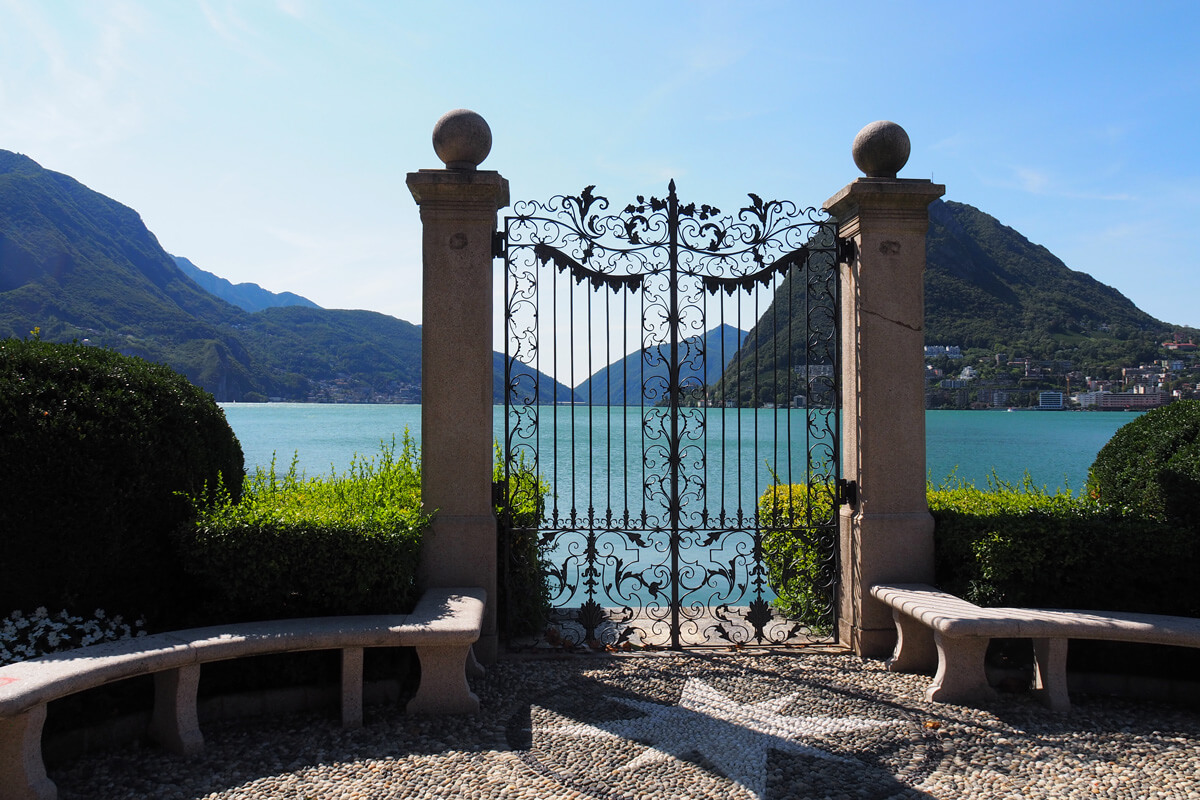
[432,109,492,170]
[852,120,911,179]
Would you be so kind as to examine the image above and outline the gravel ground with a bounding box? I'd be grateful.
[49,651,1200,800]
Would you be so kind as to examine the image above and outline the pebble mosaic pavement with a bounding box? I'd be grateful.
[50,651,1200,799]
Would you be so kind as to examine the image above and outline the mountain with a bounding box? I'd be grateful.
[924,200,1166,354]
[172,255,320,312]
[494,352,582,405]
[717,199,1187,404]
[4,148,1185,406]
[574,324,746,404]
[0,150,573,403]
[0,150,273,400]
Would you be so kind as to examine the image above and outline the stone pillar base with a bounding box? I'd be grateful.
[840,509,935,658]
[421,514,498,663]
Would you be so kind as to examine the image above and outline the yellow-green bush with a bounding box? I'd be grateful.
[757,482,837,631]
[177,436,429,623]
[495,445,552,638]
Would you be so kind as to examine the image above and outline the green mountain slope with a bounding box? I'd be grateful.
[925,200,1166,358]
[717,199,1186,403]
[0,150,573,403]
[0,150,271,399]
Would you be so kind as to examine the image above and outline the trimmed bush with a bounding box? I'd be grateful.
[1087,399,1200,525]
[930,477,1198,617]
[0,337,243,621]
[758,482,837,632]
[495,445,552,638]
[177,437,428,623]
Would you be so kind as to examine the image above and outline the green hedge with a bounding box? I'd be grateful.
[930,478,1199,617]
[1087,399,1200,525]
[757,482,837,632]
[0,337,243,621]
[495,445,552,638]
[177,437,429,623]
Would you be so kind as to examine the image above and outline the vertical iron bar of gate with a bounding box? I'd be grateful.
[667,180,682,650]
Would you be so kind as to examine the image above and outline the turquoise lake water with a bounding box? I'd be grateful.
[220,403,1140,610]
[220,404,1139,496]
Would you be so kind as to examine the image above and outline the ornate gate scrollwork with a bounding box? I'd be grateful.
[500,181,847,649]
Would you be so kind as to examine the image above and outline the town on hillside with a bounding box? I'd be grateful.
[924,334,1200,410]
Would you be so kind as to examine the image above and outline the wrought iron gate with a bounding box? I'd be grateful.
[499,182,850,649]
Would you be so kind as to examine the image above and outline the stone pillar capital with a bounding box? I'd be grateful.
[406,169,510,215]
[823,178,945,238]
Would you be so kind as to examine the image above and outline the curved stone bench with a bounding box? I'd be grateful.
[0,587,485,800]
[870,583,1200,711]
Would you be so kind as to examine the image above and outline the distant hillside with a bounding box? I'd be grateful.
[172,255,320,312]
[924,200,1167,360]
[5,148,1185,405]
[0,150,571,403]
[717,199,1184,403]
[574,324,746,404]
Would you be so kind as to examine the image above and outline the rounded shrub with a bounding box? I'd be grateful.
[0,338,244,621]
[758,482,837,633]
[1086,400,1200,525]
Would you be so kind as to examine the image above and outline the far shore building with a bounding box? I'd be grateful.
[1097,387,1172,411]
[1037,391,1065,410]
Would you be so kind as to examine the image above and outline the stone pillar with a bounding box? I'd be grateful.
[407,110,509,663]
[823,121,945,657]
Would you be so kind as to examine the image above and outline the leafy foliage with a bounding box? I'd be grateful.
[177,436,429,623]
[495,445,553,638]
[1086,399,1200,525]
[929,476,1198,617]
[0,337,244,621]
[757,482,837,632]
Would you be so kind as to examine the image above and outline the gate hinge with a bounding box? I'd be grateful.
[492,479,507,508]
[492,229,507,259]
[836,236,856,265]
[837,478,858,507]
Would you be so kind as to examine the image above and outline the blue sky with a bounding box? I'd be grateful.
[3,0,1198,331]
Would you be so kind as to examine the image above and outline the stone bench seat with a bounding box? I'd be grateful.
[0,587,485,800]
[870,582,1200,711]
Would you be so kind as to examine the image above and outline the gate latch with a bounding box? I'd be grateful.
[837,478,858,507]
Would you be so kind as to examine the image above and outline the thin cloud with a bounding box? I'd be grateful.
[1016,166,1051,194]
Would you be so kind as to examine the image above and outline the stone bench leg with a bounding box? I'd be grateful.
[407,644,480,715]
[0,704,56,800]
[341,647,364,729]
[1032,637,1071,712]
[885,610,938,673]
[926,632,996,706]
[150,665,204,756]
